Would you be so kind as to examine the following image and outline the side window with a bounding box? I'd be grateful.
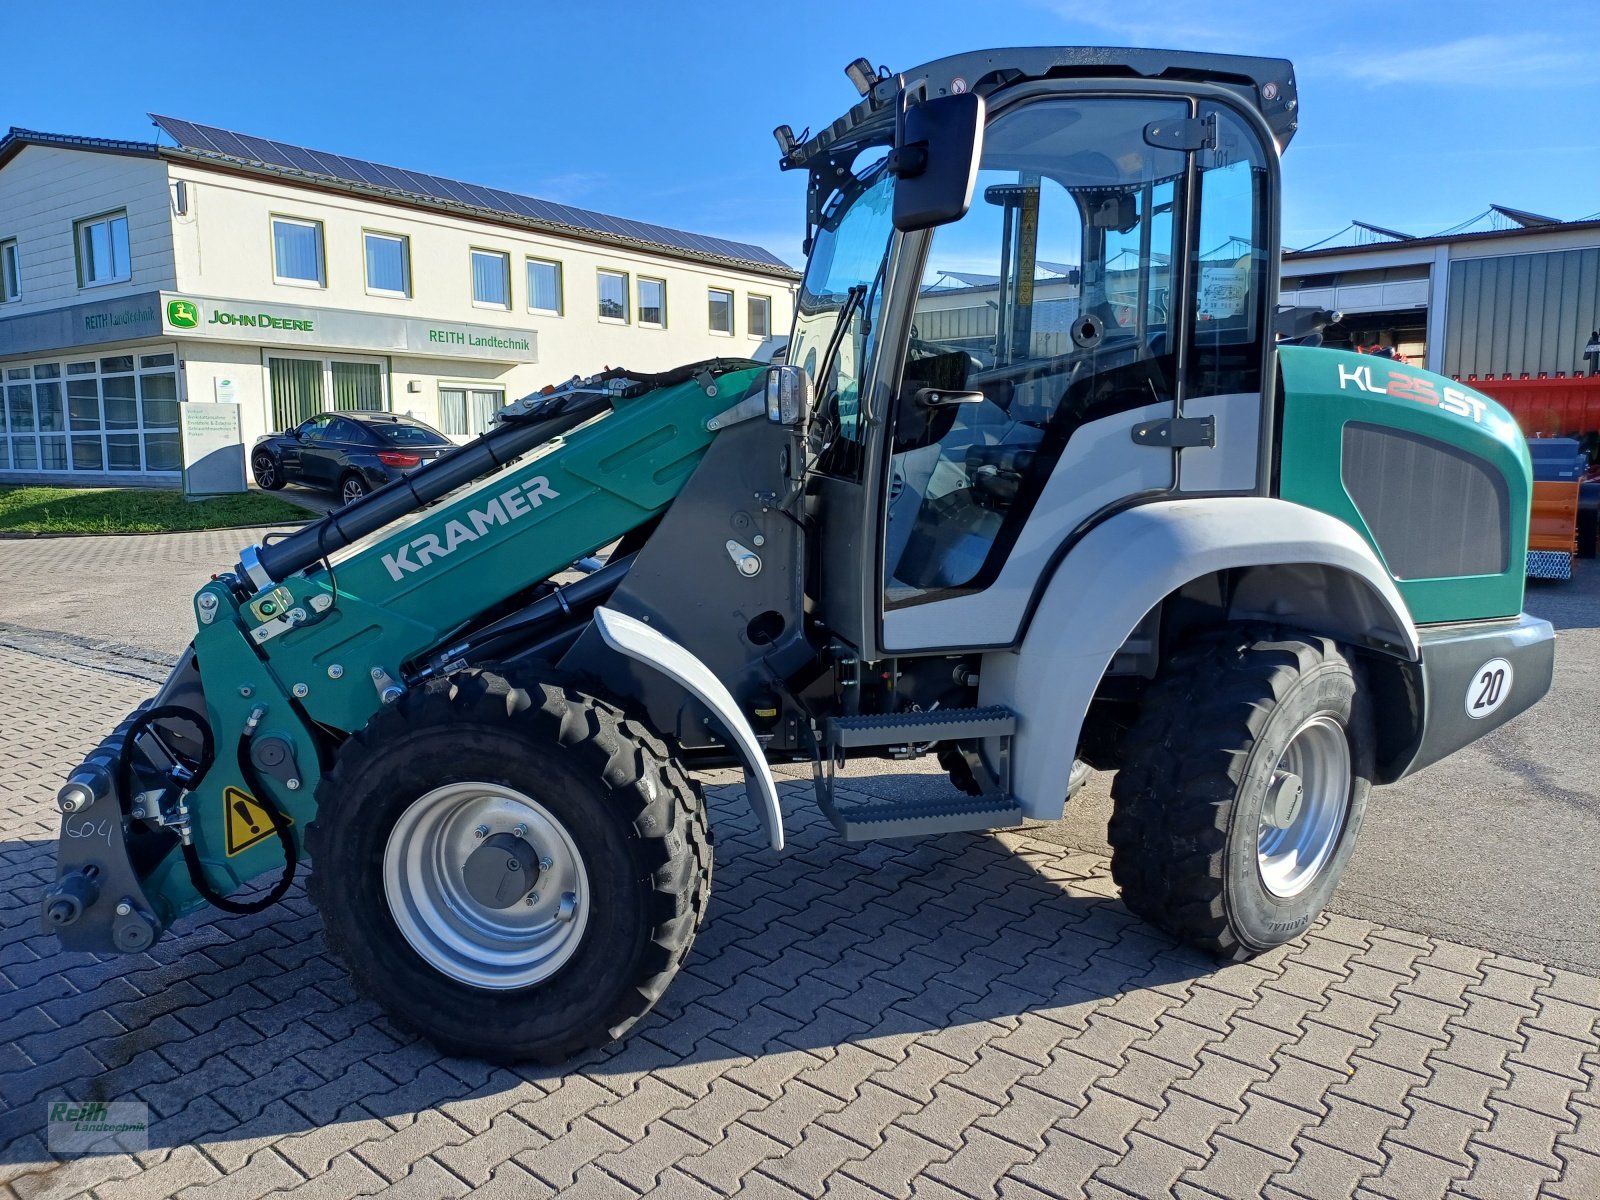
[298,414,333,442]
[1190,107,1270,397]
[326,417,363,442]
[885,96,1189,604]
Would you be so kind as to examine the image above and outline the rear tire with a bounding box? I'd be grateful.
[251,450,285,490]
[338,473,369,505]
[306,669,711,1063]
[1108,628,1372,959]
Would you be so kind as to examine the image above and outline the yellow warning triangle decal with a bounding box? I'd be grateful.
[223,786,292,857]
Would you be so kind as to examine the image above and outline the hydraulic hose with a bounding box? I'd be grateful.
[181,734,297,916]
[117,706,297,916]
[117,705,214,801]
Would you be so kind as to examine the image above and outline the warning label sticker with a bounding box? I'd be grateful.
[224,786,292,856]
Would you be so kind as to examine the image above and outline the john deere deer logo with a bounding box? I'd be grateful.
[167,300,198,329]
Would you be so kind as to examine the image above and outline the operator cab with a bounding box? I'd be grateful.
[778,49,1294,659]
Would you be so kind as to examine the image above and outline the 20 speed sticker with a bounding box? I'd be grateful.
[1465,657,1513,720]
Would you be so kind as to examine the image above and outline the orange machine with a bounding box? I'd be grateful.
[1528,481,1580,579]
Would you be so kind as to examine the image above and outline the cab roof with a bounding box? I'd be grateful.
[783,46,1298,172]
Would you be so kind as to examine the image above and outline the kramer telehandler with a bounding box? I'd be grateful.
[45,47,1554,1062]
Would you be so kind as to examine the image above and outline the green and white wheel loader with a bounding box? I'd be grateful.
[44,47,1555,1062]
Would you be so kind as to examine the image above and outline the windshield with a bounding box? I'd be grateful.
[790,155,895,476]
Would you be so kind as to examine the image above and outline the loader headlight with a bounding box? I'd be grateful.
[764,365,814,428]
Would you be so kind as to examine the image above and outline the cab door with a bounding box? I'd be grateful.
[880,95,1187,653]
[878,94,1276,653]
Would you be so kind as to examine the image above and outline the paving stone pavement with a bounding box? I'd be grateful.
[1,643,1597,1199]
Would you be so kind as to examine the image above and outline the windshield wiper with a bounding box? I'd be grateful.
[816,284,868,391]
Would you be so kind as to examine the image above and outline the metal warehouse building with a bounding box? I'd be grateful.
[0,118,798,485]
[1279,206,1600,380]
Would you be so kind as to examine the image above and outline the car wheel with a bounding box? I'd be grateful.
[252,450,285,490]
[339,474,370,506]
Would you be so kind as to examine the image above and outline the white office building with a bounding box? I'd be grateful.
[0,117,798,484]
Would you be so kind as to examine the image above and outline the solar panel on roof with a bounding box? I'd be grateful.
[149,113,792,270]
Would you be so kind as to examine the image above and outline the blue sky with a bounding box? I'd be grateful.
[3,1,1596,265]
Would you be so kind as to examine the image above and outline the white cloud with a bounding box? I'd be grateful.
[527,171,610,204]
[1316,33,1584,86]
[1028,0,1272,51]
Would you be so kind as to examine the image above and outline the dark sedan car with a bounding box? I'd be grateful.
[252,411,454,505]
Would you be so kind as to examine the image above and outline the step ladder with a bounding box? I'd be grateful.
[815,706,1023,841]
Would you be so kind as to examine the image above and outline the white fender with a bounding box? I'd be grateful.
[979,497,1419,821]
[593,606,784,851]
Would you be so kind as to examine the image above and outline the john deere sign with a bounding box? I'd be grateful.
[158,293,537,363]
[203,307,314,333]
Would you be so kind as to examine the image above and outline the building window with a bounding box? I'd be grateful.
[364,231,411,297]
[272,217,325,287]
[2,352,179,475]
[708,288,734,335]
[748,294,772,338]
[471,249,511,308]
[75,211,130,287]
[1,240,19,302]
[598,269,629,322]
[439,386,506,437]
[268,355,389,430]
[527,258,563,315]
[638,277,666,328]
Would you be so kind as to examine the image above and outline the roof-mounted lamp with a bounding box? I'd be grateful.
[845,58,877,97]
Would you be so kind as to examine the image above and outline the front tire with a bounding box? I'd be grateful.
[251,450,285,490]
[1108,629,1372,959]
[306,670,711,1062]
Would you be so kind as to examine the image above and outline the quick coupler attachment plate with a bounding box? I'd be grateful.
[43,711,167,954]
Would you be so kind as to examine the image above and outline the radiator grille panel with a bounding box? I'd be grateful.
[1341,422,1509,579]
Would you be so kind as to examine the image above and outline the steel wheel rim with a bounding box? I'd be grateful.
[254,456,275,487]
[1256,713,1351,899]
[342,478,364,504]
[383,782,590,989]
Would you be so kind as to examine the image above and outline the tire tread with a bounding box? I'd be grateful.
[1108,627,1355,961]
[306,668,710,1063]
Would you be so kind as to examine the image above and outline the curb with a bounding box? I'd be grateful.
[0,519,312,540]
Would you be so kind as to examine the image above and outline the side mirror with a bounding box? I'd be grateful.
[891,91,986,232]
[1273,306,1342,343]
[765,365,814,427]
